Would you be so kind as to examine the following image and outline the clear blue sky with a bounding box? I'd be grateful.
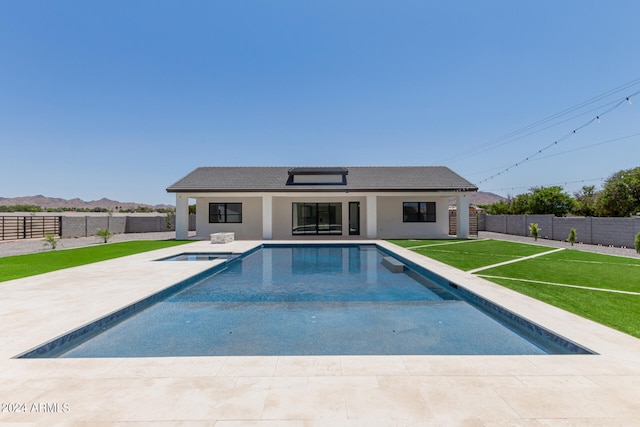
[2,1,639,205]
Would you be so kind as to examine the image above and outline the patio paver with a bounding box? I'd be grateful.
[1,239,639,425]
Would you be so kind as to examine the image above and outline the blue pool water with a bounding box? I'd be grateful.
[28,245,591,358]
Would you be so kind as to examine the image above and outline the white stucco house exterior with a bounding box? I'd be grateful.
[167,166,477,240]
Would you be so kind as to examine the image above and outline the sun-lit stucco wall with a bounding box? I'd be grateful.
[376,195,450,239]
[195,197,262,240]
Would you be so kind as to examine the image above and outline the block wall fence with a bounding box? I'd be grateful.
[481,214,640,248]
[60,215,196,238]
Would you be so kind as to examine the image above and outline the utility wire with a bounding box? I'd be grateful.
[460,98,626,160]
[442,77,640,163]
[465,131,640,177]
[484,177,605,194]
[475,90,639,186]
[518,132,640,163]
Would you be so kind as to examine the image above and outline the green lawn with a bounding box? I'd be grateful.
[404,239,551,271]
[480,250,640,293]
[387,239,466,248]
[0,240,192,283]
[389,239,640,338]
[490,277,640,339]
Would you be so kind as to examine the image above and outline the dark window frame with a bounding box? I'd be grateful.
[348,201,360,235]
[209,202,243,223]
[292,202,343,235]
[403,202,436,223]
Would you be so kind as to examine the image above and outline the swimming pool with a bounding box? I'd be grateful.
[20,244,593,358]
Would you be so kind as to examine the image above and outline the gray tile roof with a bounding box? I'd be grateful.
[166,166,477,193]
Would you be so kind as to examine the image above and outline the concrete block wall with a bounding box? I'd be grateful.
[60,217,88,238]
[60,215,184,238]
[552,217,593,244]
[7,214,195,239]
[525,215,554,239]
[109,217,127,234]
[592,217,640,248]
[62,217,124,238]
[506,215,527,236]
[86,217,109,236]
[125,216,172,233]
[485,215,507,233]
[485,214,640,248]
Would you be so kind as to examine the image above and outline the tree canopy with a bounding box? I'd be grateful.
[528,186,575,216]
[483,186,574,216]
[481,167,640,217]
[573,185,598,217]
[597,167,640,217]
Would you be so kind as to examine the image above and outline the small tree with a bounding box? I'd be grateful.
[635,231,640,254]
[96,228,113,243]
[43,234,59,250]
[165,213,174,230]
[529,223,541,241]
[567,228,577,246]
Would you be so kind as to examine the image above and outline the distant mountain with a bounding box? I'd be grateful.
[1,192,503,211]
[448,191,505,206]
[0,195,172,211]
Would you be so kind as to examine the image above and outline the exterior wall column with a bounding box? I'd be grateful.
[175,194,189,240]
[366,195,377,239]
[262,195,273,240]
[456,194,470,239]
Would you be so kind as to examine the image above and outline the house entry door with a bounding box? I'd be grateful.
[349,202,360,235]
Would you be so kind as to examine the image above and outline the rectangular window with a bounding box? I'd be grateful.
[403,202,436,222]
[292,203,342,235]
[209,203,242,223]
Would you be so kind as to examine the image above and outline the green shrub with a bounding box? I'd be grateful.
[95,228,114,243]
[567,228,577,246]
[43,234,59,250]
[528,223,541,241]
[635,231,640,254]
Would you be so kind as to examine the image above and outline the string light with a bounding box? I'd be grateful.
[441,78,640,164]
[476,89,639,186]
[466,132,640,178]
[483,177,606,194]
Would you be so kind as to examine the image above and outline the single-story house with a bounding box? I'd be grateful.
[166,166,477,240]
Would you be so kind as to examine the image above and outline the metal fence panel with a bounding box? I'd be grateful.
[0,216,61,240]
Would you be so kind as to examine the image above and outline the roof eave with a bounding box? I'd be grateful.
[166,187,478,193]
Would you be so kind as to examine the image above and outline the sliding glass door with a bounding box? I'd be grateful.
[292,203,342,235]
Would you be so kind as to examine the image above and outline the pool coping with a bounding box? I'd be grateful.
[16,242,591,358]
[1,239,640,424]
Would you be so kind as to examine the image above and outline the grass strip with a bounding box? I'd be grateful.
[479,250,640,294]
[0,240,192,283]
[387,239,468,248]
[478,275,640,295]
[408,239,551,271]
[487,277,640,339]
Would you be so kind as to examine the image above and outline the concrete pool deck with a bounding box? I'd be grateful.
[1,240,640,425]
